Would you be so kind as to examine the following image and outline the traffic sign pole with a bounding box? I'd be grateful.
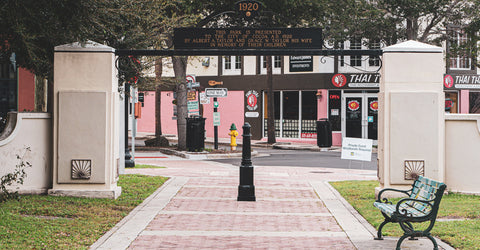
[214,95,218,150]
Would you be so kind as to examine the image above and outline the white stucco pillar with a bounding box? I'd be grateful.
[49,41,121,199]
[377,40,445,191]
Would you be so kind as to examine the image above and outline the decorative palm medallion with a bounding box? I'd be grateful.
[404,160,425,180]
[71,159,92,179]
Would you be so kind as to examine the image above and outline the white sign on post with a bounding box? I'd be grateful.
[341,137,373,162]
[213,112,221,126]
[199,92,210,104]
[205,88,228,97]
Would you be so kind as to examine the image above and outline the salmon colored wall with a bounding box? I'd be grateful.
[136,91,155,133]
[460,90,469,114]
[18,68,35,111]
[202,91,244,138]
[136,91,178,135]
[317,89,328,119]
[136,91,245,139]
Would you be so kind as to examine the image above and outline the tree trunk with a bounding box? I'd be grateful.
[155,58,162,137]
[406,17,418,40]
[172,56,188,150]
[35,76,48,112]
[266,56,276,144]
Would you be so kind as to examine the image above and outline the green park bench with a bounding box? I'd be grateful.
[373,175,447,250]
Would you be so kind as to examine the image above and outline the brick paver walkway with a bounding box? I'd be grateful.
[91,154,453,250]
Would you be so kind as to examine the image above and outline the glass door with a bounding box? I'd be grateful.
[343,94,363,138]
[366,94,378,141]
[342,93,378,142]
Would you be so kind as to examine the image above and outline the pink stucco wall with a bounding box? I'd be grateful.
[136,91,245,139]
[203,91,244,138]
[317,89,328,119]
[460,90,469,114]
[136,91,178,135]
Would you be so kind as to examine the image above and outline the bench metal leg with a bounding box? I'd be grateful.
[426,234,439,250]
[374,220,389,240]
[396,234,409,250]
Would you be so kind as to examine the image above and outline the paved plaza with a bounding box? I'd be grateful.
[91,151,452,249]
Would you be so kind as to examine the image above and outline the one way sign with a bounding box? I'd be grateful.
[205,88,228,98]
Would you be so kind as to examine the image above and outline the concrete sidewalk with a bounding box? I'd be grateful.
[91,153,453,250]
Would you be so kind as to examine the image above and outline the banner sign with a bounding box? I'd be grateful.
[331,73,380,89]
[341,137,373,162]
[444,74,480,90]
[174,28,322,50]
[289,56,313,72]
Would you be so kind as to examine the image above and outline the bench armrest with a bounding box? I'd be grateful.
[395,198,434,217]
[376,188,412,204]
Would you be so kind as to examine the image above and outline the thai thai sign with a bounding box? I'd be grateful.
[174,28,322,50]
[331,73,380,89]
[444,74,480,90]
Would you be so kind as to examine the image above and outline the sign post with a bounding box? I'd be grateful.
[207,81,226,149]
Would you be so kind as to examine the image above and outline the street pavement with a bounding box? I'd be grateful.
[91,140,453,249]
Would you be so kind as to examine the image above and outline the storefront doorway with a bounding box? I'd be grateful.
[342,93,378,142]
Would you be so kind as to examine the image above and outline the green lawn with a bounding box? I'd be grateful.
[0,174,168,249]
[330,180,480,250]
[134,164,165,169]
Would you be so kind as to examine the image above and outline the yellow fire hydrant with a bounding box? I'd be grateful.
[228,123,238,151]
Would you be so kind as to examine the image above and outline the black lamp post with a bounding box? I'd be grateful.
[237,122,256,201]
[124,83,135,168]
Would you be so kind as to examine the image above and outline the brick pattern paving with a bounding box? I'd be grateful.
[129,235,356,249]
[124,157,378,249]
[146,213,341,232]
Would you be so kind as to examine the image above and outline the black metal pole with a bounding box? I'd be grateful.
[214,96,218,150]
[237,122,255,201]
[124,83,135,168]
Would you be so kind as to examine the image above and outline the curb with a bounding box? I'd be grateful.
[136,147,258,160]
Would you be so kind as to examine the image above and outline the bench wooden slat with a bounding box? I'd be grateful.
[373,176,447,249]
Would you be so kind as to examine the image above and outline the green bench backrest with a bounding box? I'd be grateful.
[407,176,446,215]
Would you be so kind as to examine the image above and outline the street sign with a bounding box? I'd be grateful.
[186,74,196,83]
[187,90,196,100]
[213,112,221,126]
[187,81,200,88]
[200,92,210,104]
[214,101,219,108]
[187,101,199,111]
[205,88,228,97]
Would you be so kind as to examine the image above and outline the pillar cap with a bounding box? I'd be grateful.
[383,40,442,53]
[55,40,115,53]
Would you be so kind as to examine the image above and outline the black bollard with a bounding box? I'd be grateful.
[237,122,256,201]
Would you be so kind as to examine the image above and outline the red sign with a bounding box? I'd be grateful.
[301,133,317,139]
[444,75,454,88]
[445,99,453,109]
[332,74,347,88]
[247,93,257,108]
[348,100,360,111]
[369,100,378,111]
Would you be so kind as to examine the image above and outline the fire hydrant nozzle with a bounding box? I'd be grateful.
[228,123,238,151]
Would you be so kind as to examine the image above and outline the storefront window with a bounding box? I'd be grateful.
[328,90,342,131]
[301,91,317,138]
[445,91,458,113]
[263,91,317,138]
[469,92,480,113]
[282,91,299,137]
